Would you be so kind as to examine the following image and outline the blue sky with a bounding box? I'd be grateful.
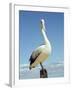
[19,10,64,66]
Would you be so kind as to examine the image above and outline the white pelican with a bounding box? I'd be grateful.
[29,19,51,70]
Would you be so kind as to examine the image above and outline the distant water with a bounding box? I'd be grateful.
[19,63,64,79]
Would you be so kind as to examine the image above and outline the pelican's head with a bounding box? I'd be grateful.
[40,19,46,31]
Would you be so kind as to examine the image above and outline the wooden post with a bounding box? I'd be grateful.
[40,68,48,78]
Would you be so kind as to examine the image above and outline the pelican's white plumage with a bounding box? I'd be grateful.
[29,19,51,69]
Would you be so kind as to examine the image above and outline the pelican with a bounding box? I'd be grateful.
[29,19,51,70]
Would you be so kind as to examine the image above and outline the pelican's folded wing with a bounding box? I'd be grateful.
[29,45,45,65]
[29,50,41,65]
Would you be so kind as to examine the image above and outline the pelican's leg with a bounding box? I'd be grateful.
[40,63,48,78]
[40,62,45,74]
[40,62,44,70]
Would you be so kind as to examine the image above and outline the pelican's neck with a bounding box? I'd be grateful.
[41,29,49,45]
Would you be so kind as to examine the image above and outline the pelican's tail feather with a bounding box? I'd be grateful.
[29,65,35,70]
[29,66,32,70]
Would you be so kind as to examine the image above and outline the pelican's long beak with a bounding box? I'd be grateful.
[40,19,46,31]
